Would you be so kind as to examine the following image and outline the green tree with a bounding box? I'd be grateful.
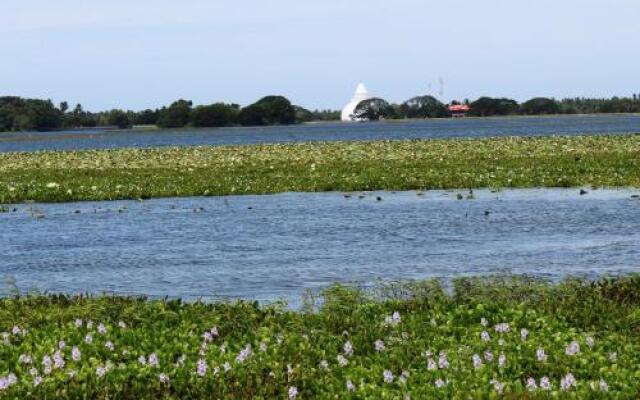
[520,97,561,115]
[352,98,395,121]
[468,97,519,117]
[107,109,132,129]
[157,99,192,128]
[190,103,239,127]
[238,96,296,126]
[399,95,448,118]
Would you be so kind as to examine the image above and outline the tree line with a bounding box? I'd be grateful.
[1,93,640,132]
[0,95,338,132]
[352,94,640,121]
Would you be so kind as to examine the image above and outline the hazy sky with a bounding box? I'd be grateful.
[1,0,639,111]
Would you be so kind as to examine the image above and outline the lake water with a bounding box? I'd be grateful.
[2,189,639,302]
[1,114,640,153]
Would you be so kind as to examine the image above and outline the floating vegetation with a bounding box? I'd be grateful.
[0,275,639,398]
[1,135,639,204]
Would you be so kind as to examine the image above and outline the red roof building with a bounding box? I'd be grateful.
[448,104,470,117]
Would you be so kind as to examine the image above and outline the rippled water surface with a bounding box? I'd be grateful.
[1,115,640,152]
[2,189,639,302]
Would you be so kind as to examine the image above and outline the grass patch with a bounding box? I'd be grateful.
[1,135,640,203]
[1,275,639,398]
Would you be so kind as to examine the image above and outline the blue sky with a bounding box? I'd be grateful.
[1,0,638,111]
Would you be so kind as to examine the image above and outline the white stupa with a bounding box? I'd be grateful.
[341,83,373,122]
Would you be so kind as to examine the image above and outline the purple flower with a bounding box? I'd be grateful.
[97,323,107,334]
[536,348,547,362]
[565,341,580,356]
[494,323,510,333]
[288,386,299,399]
[74,319,83,328]
[560,373,576,391]
[427,358,437,371]
[599,379,608,392]
[540,376,551,390]
[383,369,394,383]
[480,331,491,342]
[196,359,207,376]
[53,350,65,369]
[148,353,159,368]
[84,334,93,344]
[435,378,446,388]
[374,340,385,352]
[235,344,252,363]
[438,352,449,369]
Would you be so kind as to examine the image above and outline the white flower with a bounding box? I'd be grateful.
[97,323,107,334]
[259,342,268,352]
[480,331,490,342]
[599,378,608,392]
[498,353,507,367]
[210,326,219,337]
[526,377,538,391]
[86,320,93,329]
[319,359,329,370]
[490,379,504,394]
[608,352,617,362]
[586,336,595,348]
[374,340,385,352]
[223,362,231,372]
[520,328,529,341]
[118,321,126,329]
[288,386,298,399]
[96,366,107,378]
[74,319,83,328]
[343,341,353,356]
[84,334,93,344]
[46,182,60,189]
[29,368,38,377]
[138,355,147,365]
[494,323,510,333]
[472,354,483,369]
[480,317,488,326]
[346,379,356,392]
[383,369,394,383]
[58,340,66,350]
[427,358,437,371]
[159,373,169,384]
[33,375,42,387]
[565,341,580,356]
[435,378,446,388]
[203,331,213,343]
[105,341,114,351]
[560,373,576,391]
[484,351,494,362]
[18,354,32,364]
[337,354,348,367]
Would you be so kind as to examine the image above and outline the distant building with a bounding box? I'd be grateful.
[448,104,470,118]
[341,83,373,122]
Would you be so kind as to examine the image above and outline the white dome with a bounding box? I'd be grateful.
[341,83,373,121]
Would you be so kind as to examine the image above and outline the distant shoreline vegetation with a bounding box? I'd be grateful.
[1,94,640,132]
[1,135,639,204]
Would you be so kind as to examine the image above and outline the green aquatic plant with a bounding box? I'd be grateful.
[1,275,640,398]
[1,134,640,204]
